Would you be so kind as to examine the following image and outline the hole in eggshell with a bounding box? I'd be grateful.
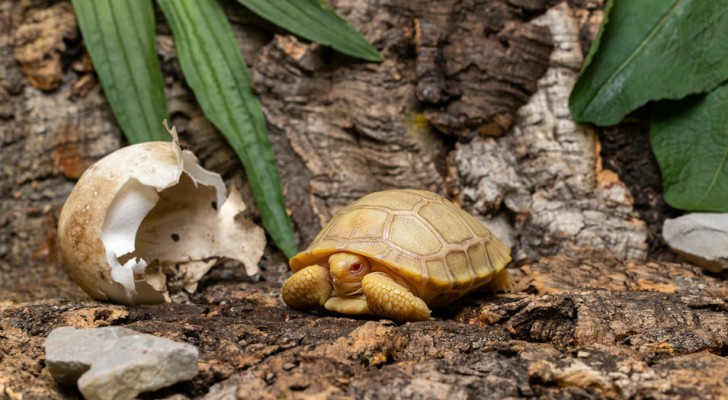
[98,170,262,305]
[98,172,226,304]
[134,173,217,262]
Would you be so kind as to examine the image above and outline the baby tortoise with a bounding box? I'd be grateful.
[282,189,513,321]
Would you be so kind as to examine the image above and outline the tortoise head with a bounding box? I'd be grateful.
[328,252,371,296]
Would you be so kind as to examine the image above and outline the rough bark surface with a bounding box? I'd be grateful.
[598,121,681,260]
[253,0,564,244]
[1,0,726,399]
[412,0,557,138]
[455,3,648,261]
[1,0,121,299]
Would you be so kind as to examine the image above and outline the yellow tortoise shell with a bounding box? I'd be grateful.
[289,189,511,306]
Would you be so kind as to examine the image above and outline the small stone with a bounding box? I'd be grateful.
[263,371,276,384]
[44,326,198,400]
[663,213,728,275]
[44,326,135,385]
[282,362,297,371]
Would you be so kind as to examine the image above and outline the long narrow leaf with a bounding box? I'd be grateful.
[237,0,381,62]
[72,0,168,142]
[158,0,298,258]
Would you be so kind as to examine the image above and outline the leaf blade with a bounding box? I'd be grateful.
[570,0,728,126]
[651,87,728,212]
[158,0,298,258]
[236,0,381,62]
[71,0,168,142]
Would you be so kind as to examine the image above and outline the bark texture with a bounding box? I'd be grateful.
[253,0,565,245]
[1,0,121,300]
[412,0,557,138]
[1,0,725,399]
[455,3,647,261]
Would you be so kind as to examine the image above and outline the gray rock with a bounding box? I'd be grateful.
[44,326,136,385]
[44,326,198,400]
[663,213,728,275]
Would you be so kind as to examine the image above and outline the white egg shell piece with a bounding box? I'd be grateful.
[58,135,265,305]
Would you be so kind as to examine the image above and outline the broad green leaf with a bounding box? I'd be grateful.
[158,0,298,258]
[651,86,728,212]
[72,0,168,143]
[570,0,728,126]
[236,0,381,62]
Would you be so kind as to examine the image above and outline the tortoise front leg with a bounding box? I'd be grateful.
[282,265,332,311]
[362,272,431,321]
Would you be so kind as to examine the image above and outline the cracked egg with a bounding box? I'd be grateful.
[57,124,265,305]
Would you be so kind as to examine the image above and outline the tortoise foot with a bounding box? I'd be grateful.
[282,265,332,311]
[487,268,514,293]
[362,272,431,322]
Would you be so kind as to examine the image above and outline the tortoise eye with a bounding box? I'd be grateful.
[349,263,364,274]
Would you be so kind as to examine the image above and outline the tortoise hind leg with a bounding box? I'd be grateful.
[282,265,332,311]
[487,268,514,293]
[362,272,431,322]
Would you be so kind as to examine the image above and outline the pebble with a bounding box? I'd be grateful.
[44,326,198,400]
[663,213,728,275]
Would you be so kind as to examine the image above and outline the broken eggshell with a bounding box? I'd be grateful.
[57,127,265,305]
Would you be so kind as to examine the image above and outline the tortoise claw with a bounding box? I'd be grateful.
[282,265,332,311]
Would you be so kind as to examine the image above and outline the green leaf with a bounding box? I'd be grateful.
[570,0,728,126]
[72,0,168,143]
[236,0,381,62]
[651,86,728,212]
[158,0,298,258]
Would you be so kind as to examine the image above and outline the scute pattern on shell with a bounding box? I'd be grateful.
[290,190,511,306]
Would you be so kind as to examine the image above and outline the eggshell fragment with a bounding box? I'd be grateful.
[58,126,265,305]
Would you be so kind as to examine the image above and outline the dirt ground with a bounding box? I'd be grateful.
[2,250,727,399]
